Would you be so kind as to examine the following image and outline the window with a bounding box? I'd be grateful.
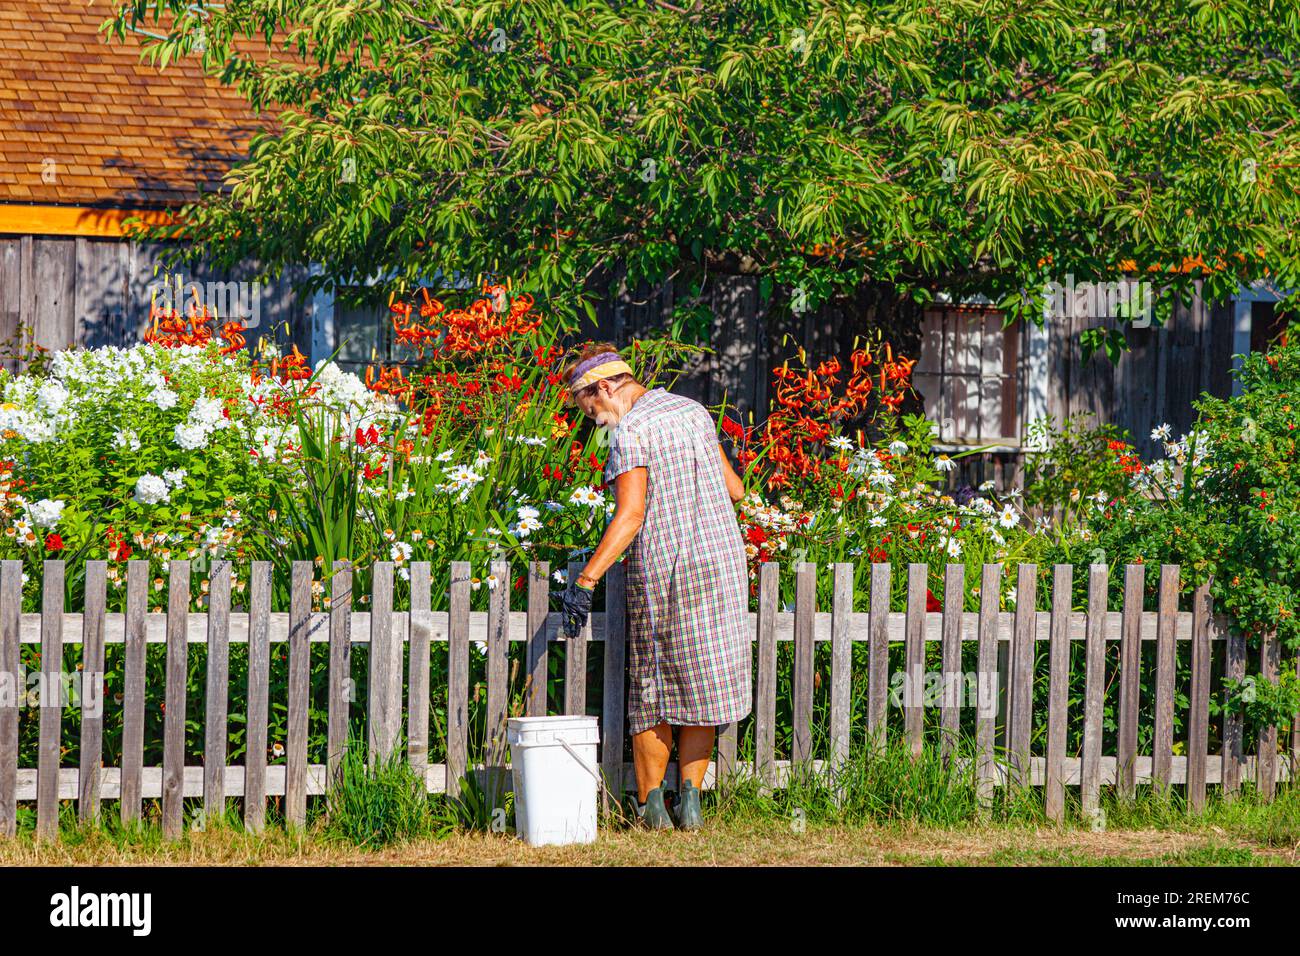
[1250,300,1292,355]
[912,307,1023,448]
[332,296,390,374]
[1230,280,1293,396]
[321,271,478,374]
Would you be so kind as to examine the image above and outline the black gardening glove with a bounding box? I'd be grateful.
[561,580,595,639]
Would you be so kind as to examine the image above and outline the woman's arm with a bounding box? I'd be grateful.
[579,466,647,584]
[718,443,745,503]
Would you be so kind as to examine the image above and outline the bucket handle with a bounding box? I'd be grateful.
[559,738,605,794]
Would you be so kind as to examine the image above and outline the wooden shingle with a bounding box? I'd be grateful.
[0,0,273,207]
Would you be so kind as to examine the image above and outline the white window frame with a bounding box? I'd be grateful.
[307,264,475,367]
[915,293,1039,453]
[1230,279,1292,396]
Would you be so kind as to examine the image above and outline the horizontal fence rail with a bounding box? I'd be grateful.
[0,559,1296,842]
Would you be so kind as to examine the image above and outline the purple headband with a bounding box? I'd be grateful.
[567,352,625,386]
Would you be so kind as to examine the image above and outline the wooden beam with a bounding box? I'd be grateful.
[0,204,177,238]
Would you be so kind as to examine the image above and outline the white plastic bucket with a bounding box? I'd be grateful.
[507,715,601,846]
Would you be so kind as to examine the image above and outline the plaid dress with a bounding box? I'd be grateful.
[602,387,753,736]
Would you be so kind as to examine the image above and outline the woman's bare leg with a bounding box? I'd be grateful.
[676,725,716,789]
[631,721,672,802]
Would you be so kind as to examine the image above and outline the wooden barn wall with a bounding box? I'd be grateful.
[2,241,1240,470]
[578,264,896,432]
[580,269,1239,468]
[0,235,309,371]
[1043,278,1237,461]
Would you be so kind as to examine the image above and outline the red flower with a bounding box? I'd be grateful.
[44,533,63,552]
[926,588,942,612]
[721,416,748,442]
[746,526,769,546]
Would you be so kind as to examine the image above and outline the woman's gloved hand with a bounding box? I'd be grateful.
[561,579,595,638]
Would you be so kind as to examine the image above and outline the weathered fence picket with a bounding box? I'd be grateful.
[754,561,777,795]
[1045,564,1071,823]
[792,561,815,765]
[1081,564,1106,815]
[161,559,188,841]
[904,563,926,759]
[0,558,1294,843]
[408,561,432,781]
[202,560,230,826]
[0,561,17,837]
[120,559,146,824]
[77,561,106,825]
[974,563,999,808]
[446,560,470,801]
[244,561,270,833]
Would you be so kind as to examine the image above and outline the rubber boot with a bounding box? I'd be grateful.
[671,779,703,830]
[631,785,673,830]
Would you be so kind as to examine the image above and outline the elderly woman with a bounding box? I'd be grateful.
[557,342,753,831]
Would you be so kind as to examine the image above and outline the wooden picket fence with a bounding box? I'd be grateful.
[0,558,1295,843]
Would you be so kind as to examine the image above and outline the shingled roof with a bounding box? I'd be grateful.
[0,0,270,208]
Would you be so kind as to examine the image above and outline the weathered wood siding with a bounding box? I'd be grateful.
[2,241,1241,468]
[0,235,309,370]
[584,269,1241,471]
[1045,278,1237,460]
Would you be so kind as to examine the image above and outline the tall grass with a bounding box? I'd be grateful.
[710,727,1043,829]
[321,731,439,848]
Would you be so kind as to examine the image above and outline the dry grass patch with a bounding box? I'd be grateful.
[0,819,1290,867]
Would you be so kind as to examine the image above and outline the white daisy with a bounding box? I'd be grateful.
[446,465,483,485]
[514,516,542,537]
[569,486,605,508]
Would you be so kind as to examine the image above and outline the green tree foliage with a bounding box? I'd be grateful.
[104,0,1300,330]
